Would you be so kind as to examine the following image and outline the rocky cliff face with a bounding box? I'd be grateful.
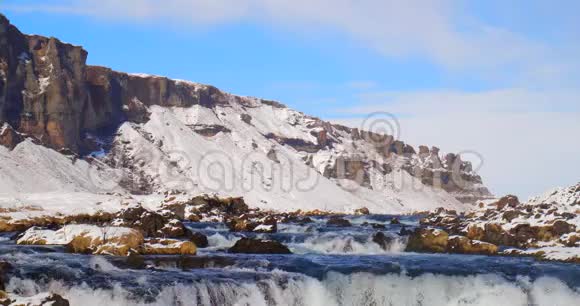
[0,14,237,153]
[1,15,91,152]
[0,14,492,208]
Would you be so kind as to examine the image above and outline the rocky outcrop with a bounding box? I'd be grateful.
[0,13,92,152]
[419,183,579,262]
[190,124,231,137]
[114,205,190,238]
[406,149,493,203]
[169,195,250,220]
[0,14,33,141]
[0,15,241,154]
[0,123,23,149]
[0,15,118,153]
[323,157,372,187]
[265,133,321,153]
[422,186,579,250]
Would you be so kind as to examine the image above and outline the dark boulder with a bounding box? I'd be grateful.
[0,261,13,291]
[511,224,537,247]
[502,210,521,222]
[188,232,209,248]
[405,228,449,253]
[156,219,189,238]
[496,195,519,210]
[326,217,351,227]
[42,294,70,306]
[552,220,576,236]
[372,232,393,250]
[160,202,186,220]
[228,238,292,254]
[0,123,23,150]
[226,217,256,232]
[354,207,370,215]
[560,212,576,220]
[139,211,168,237]
[117,205,189,238]
[118,206,148,223]
[484,223,515,246]
[240,113,252,125]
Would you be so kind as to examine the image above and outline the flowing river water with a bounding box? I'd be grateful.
[1,215,579,305]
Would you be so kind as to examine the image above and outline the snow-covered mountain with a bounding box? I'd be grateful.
[0,14,492,214]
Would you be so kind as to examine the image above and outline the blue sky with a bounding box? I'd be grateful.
[1,0,579,199]
[2,3,454,118]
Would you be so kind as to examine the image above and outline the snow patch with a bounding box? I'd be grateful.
[17,224,136,245]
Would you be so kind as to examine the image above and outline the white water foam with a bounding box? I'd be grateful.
[6,272,579,306]
[277,223,319,234]
[205,233,241,249]
[289,233,407,255]
[88,256,121,273]
[203,230,406,255]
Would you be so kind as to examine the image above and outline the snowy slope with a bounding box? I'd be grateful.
[103,103,467,213]
[0,74,484,215]
[0,139,114,194]
[527,183,580,211]
[0,104,467,215]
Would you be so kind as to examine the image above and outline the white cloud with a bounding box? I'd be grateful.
[341,89,580,115]
[3,0,251,24]
[4,0,577,80]
[331,89,580,199]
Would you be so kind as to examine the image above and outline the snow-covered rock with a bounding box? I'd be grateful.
[420,182,580,262]
[503,246,580,263]
[142,238,197,255]
[0,292,70,306]
[17,225,143,256]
